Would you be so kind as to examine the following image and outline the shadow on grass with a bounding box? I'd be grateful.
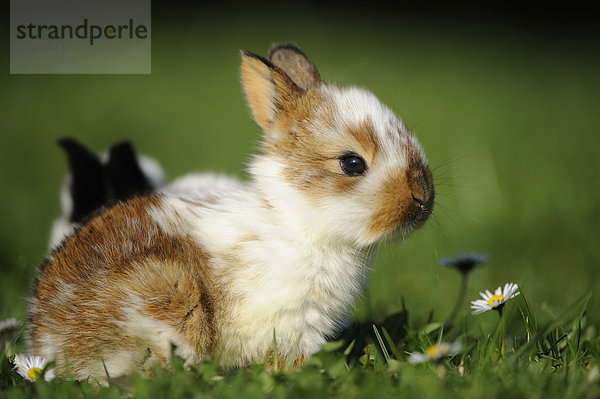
[335,309,409,367]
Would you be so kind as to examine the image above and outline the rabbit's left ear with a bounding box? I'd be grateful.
[240,51,302,133]
[268,44,321,90]
[106,141,153,199]
[58,138,108,223]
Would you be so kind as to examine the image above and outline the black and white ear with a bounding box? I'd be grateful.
[57,138,162,225]
[268,43,322,90]
[58,138,107,223]
[106,141,153,199]
[240,51,302,132]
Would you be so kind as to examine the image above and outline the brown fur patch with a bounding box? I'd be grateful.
[347,118,380,161]
[367,170,413,239]
[29,195,221,379]
[367,147,434,239]
[265,349,306,372]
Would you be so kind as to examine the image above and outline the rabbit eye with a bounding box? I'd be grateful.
[340,153,367,176]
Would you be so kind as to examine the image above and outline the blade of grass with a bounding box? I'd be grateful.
[373,325,390,364]
[437,325,445,344]
[285,333,302,373]
[344,339,356,356]
[101,358,111,387]
[381,327,402,360]
[510,291,592,366]
[272,329,278,373]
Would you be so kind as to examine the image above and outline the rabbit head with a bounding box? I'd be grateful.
[242,44,434,247]
[48,138,166,249]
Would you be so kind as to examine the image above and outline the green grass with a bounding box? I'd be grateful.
[1,5,599,398]
[2,283,599,398]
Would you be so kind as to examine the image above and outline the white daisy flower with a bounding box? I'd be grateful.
[12,354,56,382]
[408,341,463,364]
[470,282,520,315]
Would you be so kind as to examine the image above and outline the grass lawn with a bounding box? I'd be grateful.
[1,5,599,398]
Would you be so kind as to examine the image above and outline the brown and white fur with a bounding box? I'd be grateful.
[28,44,434,380]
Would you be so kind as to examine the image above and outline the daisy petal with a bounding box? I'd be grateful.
[408,353,429,364]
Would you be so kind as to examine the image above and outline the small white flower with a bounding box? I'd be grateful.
[470,282,520,315]
[12,354,56,382]
[408,341,463,364]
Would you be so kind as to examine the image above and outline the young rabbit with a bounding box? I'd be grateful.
[48,138,166,249]
[28,44,434,380]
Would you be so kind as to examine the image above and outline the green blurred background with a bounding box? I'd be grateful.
[1,4,598,330]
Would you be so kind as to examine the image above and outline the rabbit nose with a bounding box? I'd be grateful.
[412,194,425,210]
[411,193,432,223]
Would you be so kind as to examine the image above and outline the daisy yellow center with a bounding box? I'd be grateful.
[28,367,43,381]
[487,294,504,306]
[426,344,440,357]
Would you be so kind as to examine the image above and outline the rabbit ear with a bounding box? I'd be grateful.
[240,51,302,132]
[268,44,321,90]
[106,141,153,200]
[58,137,108,223]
